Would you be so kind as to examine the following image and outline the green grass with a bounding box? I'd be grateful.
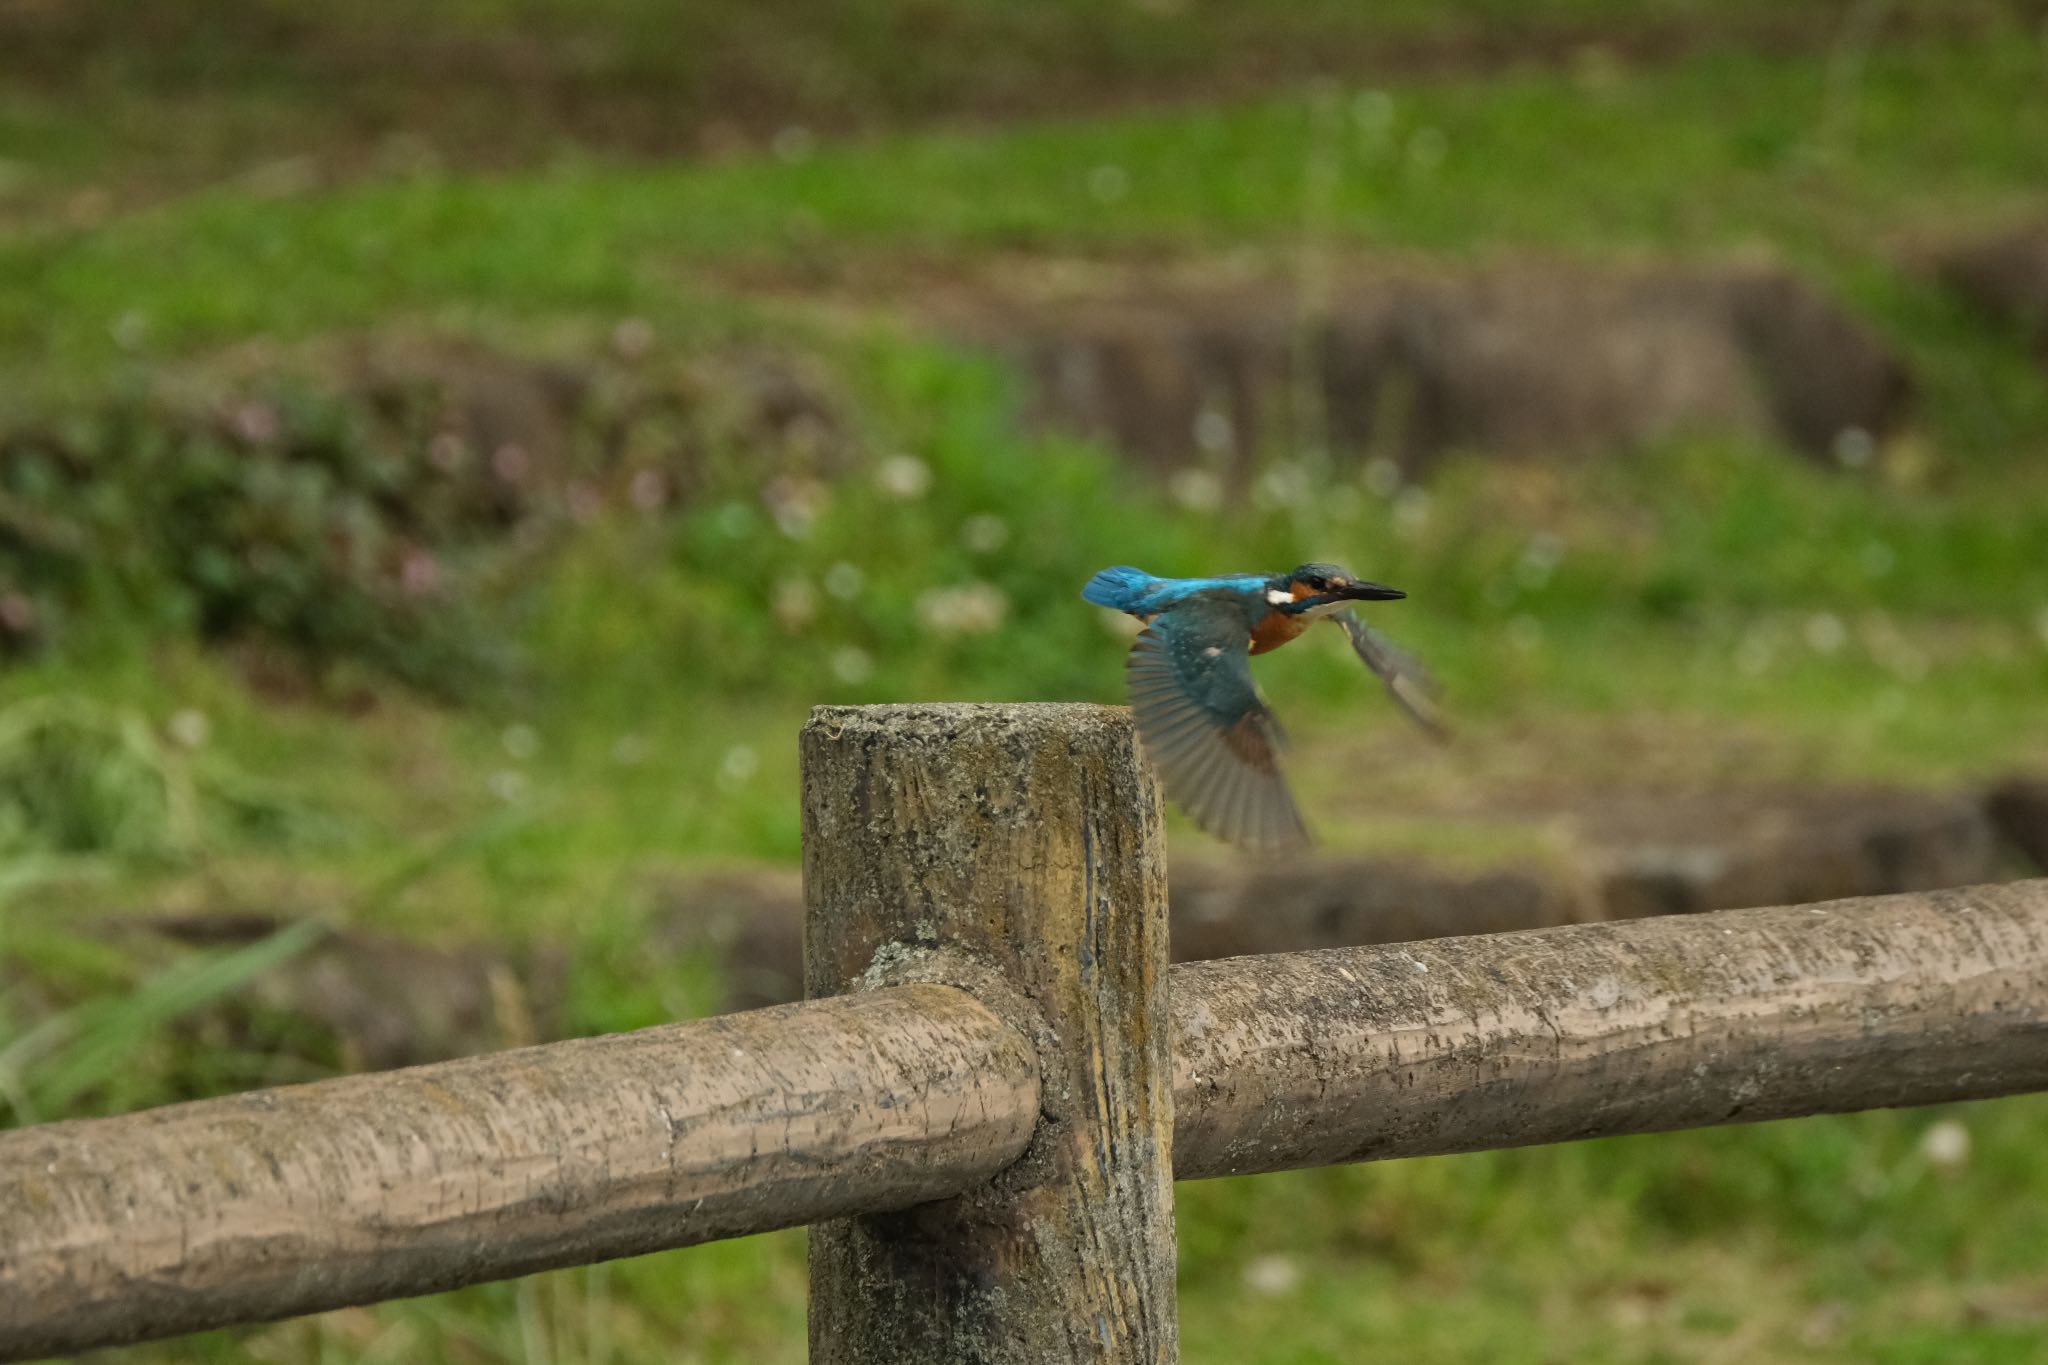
[8,21,2048,418]
[0,0,1934,209]
[5,9,2048,1363]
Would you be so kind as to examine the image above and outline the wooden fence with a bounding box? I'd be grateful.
[3,703,2046,1362]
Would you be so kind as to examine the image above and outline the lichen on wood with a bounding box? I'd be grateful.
[802,703,1178,1365]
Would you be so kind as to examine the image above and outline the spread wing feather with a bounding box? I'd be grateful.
[1335,610,1451,742]
[1126,599,1309,851]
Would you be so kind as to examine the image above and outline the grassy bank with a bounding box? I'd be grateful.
[3,8,2048,1362]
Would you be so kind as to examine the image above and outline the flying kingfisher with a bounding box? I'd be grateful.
[1084,562,1445,850]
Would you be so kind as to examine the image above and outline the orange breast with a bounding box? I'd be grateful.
[1248,609,1309,655]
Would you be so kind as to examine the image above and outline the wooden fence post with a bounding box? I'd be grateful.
[801,703,1177,1364]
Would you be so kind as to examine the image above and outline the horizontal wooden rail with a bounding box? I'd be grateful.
[0,984,1038,1362]
[3,880,2046,1361]
[1173,881,2048,1178]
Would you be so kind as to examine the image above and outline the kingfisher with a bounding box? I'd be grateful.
[1084,562,1445,850]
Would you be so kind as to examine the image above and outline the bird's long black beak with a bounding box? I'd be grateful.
[1334,579,1405,602]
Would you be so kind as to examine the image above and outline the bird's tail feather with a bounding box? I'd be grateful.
[1082,565,1161,612]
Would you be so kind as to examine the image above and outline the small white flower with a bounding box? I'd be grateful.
[917,582,1009,635]
[1192,408,1234,456]
[824,562,866,600]
[765,477,830,539]
[1088,164,1130,203]
[961,515,1010,554]
[1254,462,1310,510]
[721,745,759,784]
[501,724,540,761]
[611,317,655,359]
[167,709,211,749]
[1920,1119,1969,1170]
[876,454,932,500]
[831,646,874,684]
[1805,613,1848,655]
[1519,532,1565,587]
[772,504,813,539]
[1241,1254,1301,1297]
[1168,468,1223,513]
[773,579,818,631]
[1832,427,1875,470]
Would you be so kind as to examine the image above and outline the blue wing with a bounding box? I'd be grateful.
[1127,599,1310,851]
[1084,567,1268,617]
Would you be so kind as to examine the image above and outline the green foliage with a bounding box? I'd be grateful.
[1,347,895,692]
[0,695,312,859]
[536,342,1199,708]
[1,389,511,692]
[0,917,324,1124]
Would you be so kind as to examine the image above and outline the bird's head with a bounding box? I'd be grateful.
[1266,562,1406,616]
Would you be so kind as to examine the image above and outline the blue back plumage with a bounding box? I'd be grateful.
[1083,566,1267,617]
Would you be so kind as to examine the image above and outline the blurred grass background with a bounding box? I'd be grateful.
[3,1,2048,1360]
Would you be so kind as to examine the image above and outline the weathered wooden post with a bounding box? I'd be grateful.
[802,703,1177,1364]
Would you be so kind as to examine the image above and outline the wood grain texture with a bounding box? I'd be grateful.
[0,984,1037,1362]
[1173,880,2048,1179]
[802,703,1177,1365]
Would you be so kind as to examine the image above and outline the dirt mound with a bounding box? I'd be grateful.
[1988,776,2048,872]
[1926,218,2048,362]
[1167,858,1584,958]
[655,781,2008,1011]
[981,258,1908,478]
[1573,786,1998,920]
